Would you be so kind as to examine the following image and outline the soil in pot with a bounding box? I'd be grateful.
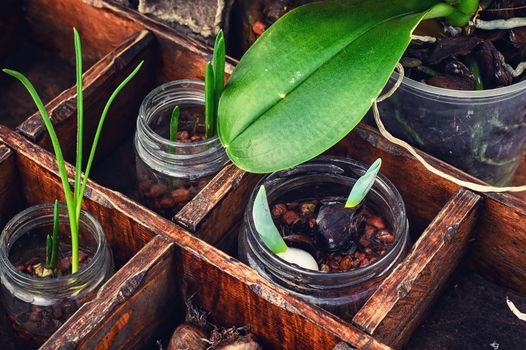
[4,230,96,348]
[270,195,395,272]
[136,104,211,219]
[407,267,526,350]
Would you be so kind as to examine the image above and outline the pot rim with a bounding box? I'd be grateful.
[394,71,526,98]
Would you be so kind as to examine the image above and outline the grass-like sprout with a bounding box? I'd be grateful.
[205,30,225,138]
[45,200,60,271]
[3,28,143,274]
[169,105,180,153]
[345,158,382,208]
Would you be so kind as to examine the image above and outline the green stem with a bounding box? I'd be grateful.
[169,105,180,153]
[2,69,78,271]
[205,62,215,138]
[76,61,144,223]
[458,0,479,15]
[50,200,59,269]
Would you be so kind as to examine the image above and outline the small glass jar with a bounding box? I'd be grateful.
[238,156,409,320]
[0,204,114,348]
[135,80,230,219]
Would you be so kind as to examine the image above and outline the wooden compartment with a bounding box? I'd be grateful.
[4,1,526,349]
[0,0,143,129]
[0,127,389,350]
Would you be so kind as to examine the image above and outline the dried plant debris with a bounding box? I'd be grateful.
[163,299,262,350]
[403,1,526,90]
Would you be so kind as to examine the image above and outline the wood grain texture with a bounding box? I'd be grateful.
[469,192,526,294]
[0,125,388,350]
[0,143,23,224]
[41,235,176,350]
[17,30,155,165]
[352,189,482,349]
[0,126,155,265]
[175,164,260,242]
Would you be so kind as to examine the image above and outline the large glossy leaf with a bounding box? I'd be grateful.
[218,0,440,173]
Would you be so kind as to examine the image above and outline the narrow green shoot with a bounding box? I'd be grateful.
[345,158,382,208]
[425,0,479,26]
[253,185,288,254]
[169,105,180,153]
[204,30,226,139]
[205,62,215,138]
[3,28,144,274]
[467,55,484,90]
[213,30,225,110]
[46,200,60,270]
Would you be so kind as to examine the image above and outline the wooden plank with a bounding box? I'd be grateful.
[468,192,526,294]
[352,189,481,349]
[41,235,176,350]
[175,164,260,243]
[17,30,155,164]
[0,125,155,265]
[0,143,23,225]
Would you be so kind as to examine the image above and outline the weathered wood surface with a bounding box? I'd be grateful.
[469,192,526,295]
[42,235,176,350]
[17,30,155,165]
[0,126,155,265]
[0,126,388,350]
[352,189,481,349]
[0,144,23,225]
[175,164,260,242]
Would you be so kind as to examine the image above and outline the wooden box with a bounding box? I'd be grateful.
[1,1,525,349]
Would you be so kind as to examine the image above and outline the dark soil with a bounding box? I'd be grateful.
[271,197,395,272]
[406,269,526,350]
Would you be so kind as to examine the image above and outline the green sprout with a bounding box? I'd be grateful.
[425,0,479,26]
[467,55,484,90]
[45,200,60,271]
[169,105,180,153]
[345,159,382,209]
[205,30,225,139]
[3,28,143,274]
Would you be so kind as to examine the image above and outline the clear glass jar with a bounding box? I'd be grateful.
[0,203,114,348]
[378,73,526,186]
[135,80,230,219]
[238,156,409,320]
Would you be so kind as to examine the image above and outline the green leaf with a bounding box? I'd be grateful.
[218,0,440,173]
[345,158,382,208]
[213,31,225,110]
[253,185,288,254]
[45,235,52,267]
[205,62,215,138]
[50,199,59,269]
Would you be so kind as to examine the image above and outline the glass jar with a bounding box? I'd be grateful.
[378,73,526,186]
[135,80,230,219]
[0,203,114,348]
[238,156,409,320]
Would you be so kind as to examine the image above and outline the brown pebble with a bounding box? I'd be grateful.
[340,256,352,270]
[138,180,150,193]
[190,135,203,142]
[308,218,316,229]
[364,247,373,255]
[320,264,330,272]
[358,235,370,247]
[300,202,316,215]
[149,184,167,198]
[377,230,395,244]
[364,224,377,239]
[282,210,300,225]
[271,203,287,218]
[359,258,370,267]
[367,216,385,230]
[379,249,387,256]
[369,256,378,264]
[329,260,340,271]
[16,265,24,272]
[252,20,267,36]
[176,131,189,140]
[159,196,176,208]
[355,251,366,261]
[171,188,191,203]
